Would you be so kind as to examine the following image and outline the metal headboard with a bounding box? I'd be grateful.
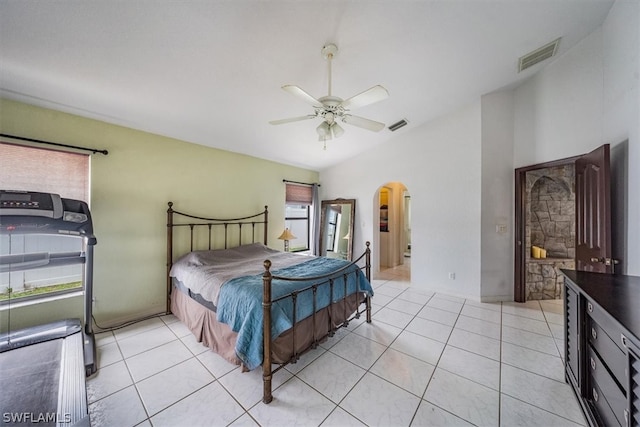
[165,202,268,313]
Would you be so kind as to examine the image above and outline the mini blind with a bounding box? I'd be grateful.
[285,183,312,205]
[0,143,90,202]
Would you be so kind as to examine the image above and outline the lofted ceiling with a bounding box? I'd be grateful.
[0,1,614,171]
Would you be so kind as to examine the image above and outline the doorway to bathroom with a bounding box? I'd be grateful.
[514,144,613,302]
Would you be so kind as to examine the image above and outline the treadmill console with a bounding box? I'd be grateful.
[0,190,63,219]
[0,190,93,236]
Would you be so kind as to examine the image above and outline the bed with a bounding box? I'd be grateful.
[165,202,373,403]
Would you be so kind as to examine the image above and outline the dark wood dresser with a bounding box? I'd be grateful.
[562,269,640,426]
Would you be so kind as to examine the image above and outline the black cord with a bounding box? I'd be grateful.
[91,311,168,334]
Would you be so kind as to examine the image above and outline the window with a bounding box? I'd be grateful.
[284,183,313,252]
[284,204,310,251]
[0,142,90,303]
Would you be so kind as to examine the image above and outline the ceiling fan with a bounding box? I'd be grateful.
[269,43,389,147]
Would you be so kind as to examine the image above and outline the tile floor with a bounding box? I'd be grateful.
[88,261,586,426]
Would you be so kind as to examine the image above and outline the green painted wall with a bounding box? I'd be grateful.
[0,98,318,331]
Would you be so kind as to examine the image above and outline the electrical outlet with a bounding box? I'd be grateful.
[449,272,455,280]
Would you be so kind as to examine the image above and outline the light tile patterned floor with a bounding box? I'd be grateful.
[88,260,586,426]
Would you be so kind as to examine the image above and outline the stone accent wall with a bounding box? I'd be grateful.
[525,165,575,300]
[526,259,575,300]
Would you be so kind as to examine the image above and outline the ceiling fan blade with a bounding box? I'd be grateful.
[282,85,323,108]
[340,85,389,111]
[269,115,316,125]
[342,115,386,132]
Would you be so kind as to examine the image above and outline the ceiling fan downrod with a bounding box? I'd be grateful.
[321,44,338,97]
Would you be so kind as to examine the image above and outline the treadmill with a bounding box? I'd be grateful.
[0,190,96,427]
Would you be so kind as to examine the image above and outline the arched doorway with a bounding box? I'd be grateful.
[374,182,411,280]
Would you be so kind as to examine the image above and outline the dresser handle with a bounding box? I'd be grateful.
[621,334,628,348]
[590,357,596,370]
[624,409,629,426]
[592,388,599,402]
[592,328,597,340]
[587,302,593,312]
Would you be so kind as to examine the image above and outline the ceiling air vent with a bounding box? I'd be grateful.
[388,119,408,132]
[518,38,561,73]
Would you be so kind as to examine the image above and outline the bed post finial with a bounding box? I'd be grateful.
[263,206,269,245]
[365,241,371,277]
[365,241,371,280]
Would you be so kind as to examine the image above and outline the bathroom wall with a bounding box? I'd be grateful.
[525,165,576,299]
[526,165,576,258]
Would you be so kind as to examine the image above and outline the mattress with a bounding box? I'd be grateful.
[169,243,373,369]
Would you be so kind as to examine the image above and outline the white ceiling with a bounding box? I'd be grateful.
[0,1,614,171]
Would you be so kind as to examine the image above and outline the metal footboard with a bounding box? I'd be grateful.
[261,242,372,403]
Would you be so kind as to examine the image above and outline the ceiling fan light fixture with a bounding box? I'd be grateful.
[331,122,344,138]
[270,42,389,145]
[316,121,330,138]
[324,111,335,124]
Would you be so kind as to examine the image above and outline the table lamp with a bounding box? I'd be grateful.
[278,228,296,252]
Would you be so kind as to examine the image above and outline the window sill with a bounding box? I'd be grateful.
[0,290,84,311]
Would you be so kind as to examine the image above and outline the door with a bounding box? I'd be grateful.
[575,144,613,273]
[514,144,614,302]
[514,157,578,302]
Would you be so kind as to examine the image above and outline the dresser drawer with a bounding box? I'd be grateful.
[588,315,627,390]
[586,298,626,353]
[589,378,623,427]
[588,346,628,426]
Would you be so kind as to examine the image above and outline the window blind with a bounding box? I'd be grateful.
[285,183,312,205]
[0,143,90,202]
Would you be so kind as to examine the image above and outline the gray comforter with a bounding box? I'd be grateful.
[169,242,312,305]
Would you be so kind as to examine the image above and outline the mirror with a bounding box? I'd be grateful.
[320,198,355,261]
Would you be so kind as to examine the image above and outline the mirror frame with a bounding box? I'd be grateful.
[319,198,356,261]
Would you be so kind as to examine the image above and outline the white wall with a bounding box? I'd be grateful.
[480,90,515,300]
[513,0,639,275]
[514,29,605,166]
[603,0,640,276]
[322,0,639,301]
[321,101,483,300]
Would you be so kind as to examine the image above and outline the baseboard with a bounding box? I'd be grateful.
[403,285,515,303]
[480,295,514,303]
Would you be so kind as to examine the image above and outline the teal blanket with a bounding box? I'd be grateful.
[217,257,373,370]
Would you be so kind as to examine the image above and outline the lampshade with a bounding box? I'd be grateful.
[278,228,296,241]
[331,122,344,138]
[316,121,331,139]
